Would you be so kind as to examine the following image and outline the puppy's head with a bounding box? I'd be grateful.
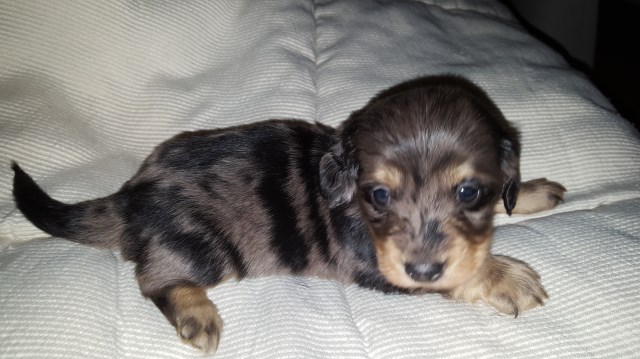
[321,76,520,291]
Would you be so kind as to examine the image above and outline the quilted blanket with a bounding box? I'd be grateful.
[1,0,639,358]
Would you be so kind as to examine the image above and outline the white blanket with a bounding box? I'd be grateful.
[1,0,639,358]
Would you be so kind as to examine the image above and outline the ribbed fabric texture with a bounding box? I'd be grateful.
[1,0,639,358]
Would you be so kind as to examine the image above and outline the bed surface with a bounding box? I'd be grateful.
[1,0,639,358]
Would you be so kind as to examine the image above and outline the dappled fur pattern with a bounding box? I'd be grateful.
[12,75,565,354]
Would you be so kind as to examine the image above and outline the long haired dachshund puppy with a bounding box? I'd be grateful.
[12,75,565,354]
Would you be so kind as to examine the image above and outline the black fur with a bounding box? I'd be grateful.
[295,127,334,264]
[253,134,311,273]
[12,161,89,238]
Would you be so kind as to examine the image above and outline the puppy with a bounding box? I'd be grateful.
[12,75,565,354]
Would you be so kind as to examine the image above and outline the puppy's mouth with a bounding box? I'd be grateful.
[373,234,491,291]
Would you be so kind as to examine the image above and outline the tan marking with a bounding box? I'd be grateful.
[373,229,492,292]
[447,161,476,184]
[169,286,224,354]
[170,287,212,311]
[495,178,566,214]
[374,237,415,288]
[372,166,403,188]
[439,233,491,290]
[447,255,548,316]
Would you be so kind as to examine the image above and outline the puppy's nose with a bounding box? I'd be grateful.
[404,262,444,282]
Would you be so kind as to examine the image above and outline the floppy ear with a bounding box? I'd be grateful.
[319,142,358,208]
[499,137,521,216]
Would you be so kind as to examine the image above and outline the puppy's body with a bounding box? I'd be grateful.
[12,75,565,354]
[14,120,392,290]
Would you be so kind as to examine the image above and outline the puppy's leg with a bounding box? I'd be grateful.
[147,285,223,353]
[447,255,547,316]
[496,178,566,214]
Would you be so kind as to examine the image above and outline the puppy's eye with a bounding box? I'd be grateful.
[371,187,390,207]
[456,183,480,203]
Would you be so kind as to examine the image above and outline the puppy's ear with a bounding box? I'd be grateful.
[499,137,521,216]
[319,142,358,208]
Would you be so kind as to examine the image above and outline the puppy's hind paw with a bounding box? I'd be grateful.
[176,301,223,353]
[152,286,224,354]
[449,255,548,316]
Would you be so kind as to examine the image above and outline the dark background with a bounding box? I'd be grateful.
[500,0,639,129]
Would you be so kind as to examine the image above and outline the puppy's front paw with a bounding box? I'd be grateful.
[175,300,223,353]
[512,178,566,214]
[449,255,547,316]
[495,178,566,215]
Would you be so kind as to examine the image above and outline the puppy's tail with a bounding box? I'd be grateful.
[11,162,122,249]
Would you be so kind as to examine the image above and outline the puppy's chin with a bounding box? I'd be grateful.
[372,234,492,292]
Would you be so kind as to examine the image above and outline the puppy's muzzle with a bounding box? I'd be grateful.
[404,261,445,282]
